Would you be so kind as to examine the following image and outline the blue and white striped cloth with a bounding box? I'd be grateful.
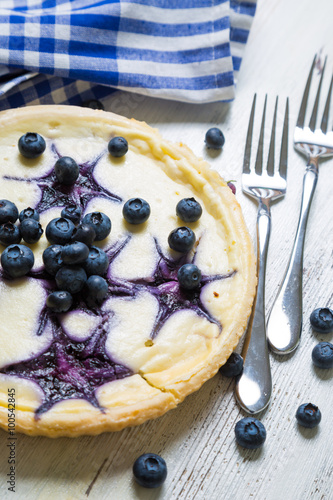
[0,0,257,110]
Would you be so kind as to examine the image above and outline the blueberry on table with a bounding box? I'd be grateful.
[55,266,87,294]
[82,212,111,241]
[176,197,202,223]
[168,226,196,253]
[20,218,43,244]
[61,241,90,265]
[177,263,201,289]
[0,223,21,246]
[205,127,225,150]
[81,99,104,110]
[310,308,333,334]
[312,342,333,369]
[82,246,109,276]
[123,198,151,224]
[19,207,40,222]
[46,290,73,313]
[296,403,321,428]
[108,136,128,157]
[46,217,75,245]
[0,200,19,224]
[18,132,46,158]
[71,223,96,246]
[219,352,244,377]
[61,205,82,225]
[133,453,167,489]
[235,417,266,449]
[54,156,79,185]
[1,244,34,278]
[84,275,108,307]
[43,245,64,275]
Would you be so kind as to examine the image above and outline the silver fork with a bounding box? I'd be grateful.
[267,55,333,354]
[235,95,289,414]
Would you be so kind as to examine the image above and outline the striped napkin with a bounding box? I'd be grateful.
[0,0,257,110]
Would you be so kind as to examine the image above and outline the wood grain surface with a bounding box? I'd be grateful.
[1,0,333,498]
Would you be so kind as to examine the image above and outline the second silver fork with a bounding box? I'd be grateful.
[235,95,289,414]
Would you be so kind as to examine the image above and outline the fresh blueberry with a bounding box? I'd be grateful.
[46,217,75,245]
[168,227,196,253]
[312,342,333,369]
[310,308,333,334]
[81,99,104,110]
[71,223,96,246]
[82,246,109,276]
[296,403,321,428]
[219,352,244,377]
[62,241,90,265]
[84,275,108,307]
[19,207,40,222]
[43,245,64,275]
[0,200,19,224]
[55,266,87,294]
[18,132,46,159]
[54,156,79,185]
[176,198,202,223]
[61,205,82,225]
[20,219,43,244]
[205,127,225,150]
[133,453,167,489]
[108,136,128,157]
[46,290,73,313]
[177,264,201,289]
[0,223,21,246]
[227,181,236,195]
[123,198,151,224]
[235,417,266,449]
[1,244,34,278]
[82,212,111,241]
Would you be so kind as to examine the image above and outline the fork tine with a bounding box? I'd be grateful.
[296,55,317,128]
[243,94,256,174]
[266,97,278,176]
[309,57,327,131]
[255,95,267,175]
[320,74,333,133]
[279,98,289,180]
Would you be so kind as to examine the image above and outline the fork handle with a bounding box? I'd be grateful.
[235,199,272,414]
[267,159,319,354]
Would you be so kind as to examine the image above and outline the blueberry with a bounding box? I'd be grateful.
[46,217,75,245]
[296,403,321,428]
[19,207,40,222]
[0,223,21,246]
[20,219,43,244]
[168,227,196,253]
[108,136,128,157]
[0,200,18,224]
[310,308,333,334]
[227,181,236,195]
[18,132,46,158]
[55,266,87,294]
[312,342,333,369]
[61,205,82,225]
[177,264,201,289]
[62,241,90,265]
[123,198,151,224]
[235,417,266,449]
[46,291,73,313]
[176,198,202,223]
[219,352,244,377]
[54,156,79,185]
[84,275,108,307]
[82,246,109,276]
[81,99,104,110]
[43,245,64,275]
[133,453,167,489]
[1,244,34,278]
[82,212,111,241]
[71,223,96,246]
[205,127,225,150]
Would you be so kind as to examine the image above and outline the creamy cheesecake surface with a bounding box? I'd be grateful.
[0,106,256,437]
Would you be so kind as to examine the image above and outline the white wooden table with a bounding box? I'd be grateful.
[1,1,333,498]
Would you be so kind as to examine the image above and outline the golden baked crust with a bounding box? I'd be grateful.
[0,105,256,437]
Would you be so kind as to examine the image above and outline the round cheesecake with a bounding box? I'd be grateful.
[0,105,256,437]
